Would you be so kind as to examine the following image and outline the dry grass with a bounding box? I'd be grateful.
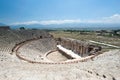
[50,31,120,45]
[50,31,120,52]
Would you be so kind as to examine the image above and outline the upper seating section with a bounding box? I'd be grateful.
[0,29,52,52]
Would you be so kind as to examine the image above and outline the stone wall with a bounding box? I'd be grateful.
[56,38,101,57]
[0,26,10,30]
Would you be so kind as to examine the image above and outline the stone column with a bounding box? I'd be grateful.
[73,41,76,53]
[66,39,70,49]
[69,40,72,50]
[76,41,80,54]
[82,45,85,57]
[71,40,74,51]
[78,45,81,56]
[80,45,83,57]
[85,46,89,55]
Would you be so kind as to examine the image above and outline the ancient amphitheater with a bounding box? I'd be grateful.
[0,29,120,80]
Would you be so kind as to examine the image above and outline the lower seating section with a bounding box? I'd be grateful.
[17,38,57,61]
[18,48,43,62]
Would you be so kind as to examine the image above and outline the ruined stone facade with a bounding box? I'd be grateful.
[57,38,101,57]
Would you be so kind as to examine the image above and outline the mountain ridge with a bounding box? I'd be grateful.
[11,23,120,30]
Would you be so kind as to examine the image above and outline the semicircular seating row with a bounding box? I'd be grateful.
[17,38,57,62]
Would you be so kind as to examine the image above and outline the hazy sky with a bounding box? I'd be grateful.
[0,0,120,25]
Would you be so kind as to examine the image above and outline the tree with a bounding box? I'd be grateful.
[19,27,25,30]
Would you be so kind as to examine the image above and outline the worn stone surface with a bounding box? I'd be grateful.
[0,50,120,80]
